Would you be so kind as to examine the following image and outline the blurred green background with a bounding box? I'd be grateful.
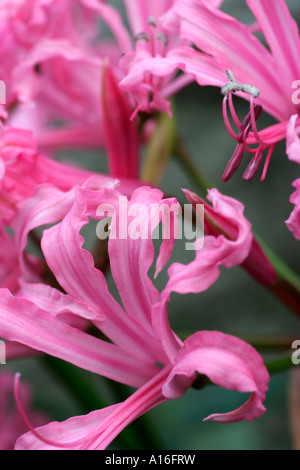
[6,0,300,450]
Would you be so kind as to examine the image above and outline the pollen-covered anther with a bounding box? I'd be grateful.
[156,33,169,46]
[243,151,264,181]
[222,143,245,182]
[221,82,242,95]
[147,16,157,27]
[134,32,150,43]
[221,70,260,98]
[242,84,260,98]
[221,70,242,95]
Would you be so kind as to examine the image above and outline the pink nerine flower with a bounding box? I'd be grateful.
[0,371,47,450]
[119,0,224,117]
[0,124,139,224]
[286,179,300,240]
[160,0,300,180]
[183,188,277,287]
[0,186,269,449]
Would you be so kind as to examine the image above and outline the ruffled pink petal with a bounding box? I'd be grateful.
[164,189,252,296]
[41,186,166,364]
[16,282,97,322]
[286,179,300,240]
[286,114,300,164]
[163,0,289,120]
[0,289,157,387]
[0,224,21,291]
[247,0,300,84]
[15,404,119,450]
[14,184,75,279]
[16,367,171,450]
[163,331,269,423]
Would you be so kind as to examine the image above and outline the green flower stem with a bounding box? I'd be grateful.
[174,137,213,195]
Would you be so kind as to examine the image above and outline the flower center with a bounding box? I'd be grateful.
[222,70,277,182]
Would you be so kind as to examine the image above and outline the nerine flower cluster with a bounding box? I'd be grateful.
[0,0,298,450]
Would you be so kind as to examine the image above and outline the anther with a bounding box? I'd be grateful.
[243,150,264,181]
[226,70,235,82]
[147,16,157,27]
[156,33,169,46]
[221,70,261,98]
[221,81,242,96]
[222,143,245,182]
[237,104,263,143]
[221,70,242,95]
[242,84,260,98]
[134,32,150,43]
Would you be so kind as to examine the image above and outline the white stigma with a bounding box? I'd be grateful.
[221,70,260,98]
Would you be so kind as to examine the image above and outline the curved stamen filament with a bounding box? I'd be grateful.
[228,92,242,129]
[261,144,276,181]
[222,96,239,142]
[249,95,269,146]
[14,374,88,449]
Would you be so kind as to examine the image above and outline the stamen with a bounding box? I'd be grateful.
[238,104,263,143]
[156,33,169,46]
[250,96,268,146]
[243,147,264,181]
[226,70,235,82]
[228,92,242,129]
[221,82,242,96]
[221,70,242,96]
[242,84,260,98]
[222,143,245,182]
[14,373,88,449]
[147,16,157,27]
[134,32,150,43]
[221,70,260,99]
[261,144,276,181]
[222,96,239,142]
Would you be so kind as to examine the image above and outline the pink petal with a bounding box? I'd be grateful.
[163,331,269,423]
[41,186,166,364]
[164,0,289,120]
[286,179,300,240]
[102,63,139,179]
[16,367,171,450]
[108,187,178,331]
[15,405,119,450]
[286,115,300,164]
[164,189,252,295]
[0,289,157,387]
[247,0,300,84]
[14,184,75,279]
